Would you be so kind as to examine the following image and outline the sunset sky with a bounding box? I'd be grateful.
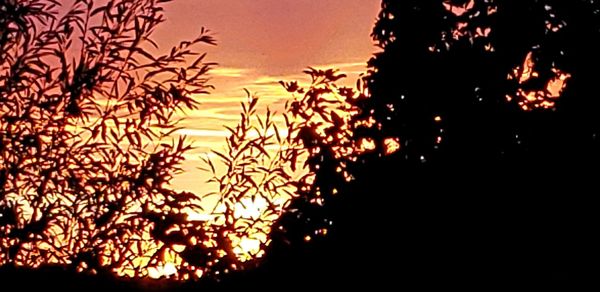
[152,0,382,194]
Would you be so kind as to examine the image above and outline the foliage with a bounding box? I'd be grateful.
[0,0,217,279]
[0,0,366,282]
[354,0,600,164]
[303,0,600,287]
[201,68,363,267]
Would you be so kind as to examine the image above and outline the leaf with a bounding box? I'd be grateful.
[212,150,230,163]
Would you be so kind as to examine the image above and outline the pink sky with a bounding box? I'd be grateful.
[154,0,380,75]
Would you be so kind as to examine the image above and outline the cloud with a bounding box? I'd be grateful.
[312,61,369,75]
[176,128,230,138]
[209,67,252,78]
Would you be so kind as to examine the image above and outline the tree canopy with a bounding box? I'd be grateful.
[300,0,600,288]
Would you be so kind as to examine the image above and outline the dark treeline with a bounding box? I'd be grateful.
[224,0,600,290]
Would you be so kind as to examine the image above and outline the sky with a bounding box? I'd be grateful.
[148,0,382,194]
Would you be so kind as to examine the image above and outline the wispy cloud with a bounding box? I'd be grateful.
[210,67,252,78]
[312,61,369,75]
[176,128,230,138]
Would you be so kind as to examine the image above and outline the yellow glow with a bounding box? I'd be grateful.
[358,138,376,153]
[185,211,214,222]
[163,263,178,276]
[507,51,571,111]
[383,137,401,156]
[148,262,178,279]
[234,237,261,260]
[234,197,269,220]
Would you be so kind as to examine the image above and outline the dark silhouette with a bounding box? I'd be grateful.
[0,0,223,285]
[232,0,599,289]
[291,0,599,288]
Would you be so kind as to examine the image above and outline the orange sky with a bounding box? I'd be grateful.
[147,0,381,195]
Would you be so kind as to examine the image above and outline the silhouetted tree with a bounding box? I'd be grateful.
[0,0,225,283]
[0,1,360,288]
[228,1,599,289]
[332,0,599,287]
[195,68,365,291]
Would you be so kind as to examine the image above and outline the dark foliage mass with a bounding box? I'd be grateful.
[182,1,599,289]
[267,0,599,289]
